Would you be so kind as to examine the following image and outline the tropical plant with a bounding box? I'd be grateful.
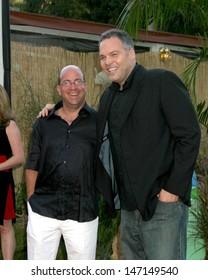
[181,35,208,131]
[180,36,208,259]
[117,0,208,37]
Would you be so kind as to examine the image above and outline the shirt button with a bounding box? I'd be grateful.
[63,161,66,164]
[68,130,71,133]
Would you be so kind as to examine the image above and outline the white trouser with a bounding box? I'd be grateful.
[27,203,98,260]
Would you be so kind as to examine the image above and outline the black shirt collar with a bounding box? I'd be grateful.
[47,101,91,119]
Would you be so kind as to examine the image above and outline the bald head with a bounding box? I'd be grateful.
[58,65,85,84]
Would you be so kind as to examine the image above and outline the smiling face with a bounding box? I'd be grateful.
[99,37,136,87]
[56,66,87,110]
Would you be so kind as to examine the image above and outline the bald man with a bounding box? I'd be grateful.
[26,65,99,260]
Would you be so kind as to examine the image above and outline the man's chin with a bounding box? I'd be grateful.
[108,75,118,83]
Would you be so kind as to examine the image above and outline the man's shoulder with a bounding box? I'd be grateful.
[145,67,177,79]
[84,103,97,115]
[32,114,50,129]
[145,67,166,77]
[82,104,97,126]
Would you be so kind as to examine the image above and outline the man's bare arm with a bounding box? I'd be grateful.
[26,169,38,200]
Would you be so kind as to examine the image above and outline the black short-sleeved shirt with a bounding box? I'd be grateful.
[26,101,99,222]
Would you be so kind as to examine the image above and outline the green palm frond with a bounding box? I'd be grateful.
[181,57,200,108]
[117,0,208,37]
[197,101,208,131]
[181,34,208,130]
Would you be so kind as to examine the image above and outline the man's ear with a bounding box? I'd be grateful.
[84,82,88,92]
[129,48,136,60]
[56,85,62,97]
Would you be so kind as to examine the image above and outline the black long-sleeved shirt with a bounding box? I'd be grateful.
[26,101,99,222]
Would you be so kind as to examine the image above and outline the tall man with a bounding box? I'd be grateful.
[96,29,201,260]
